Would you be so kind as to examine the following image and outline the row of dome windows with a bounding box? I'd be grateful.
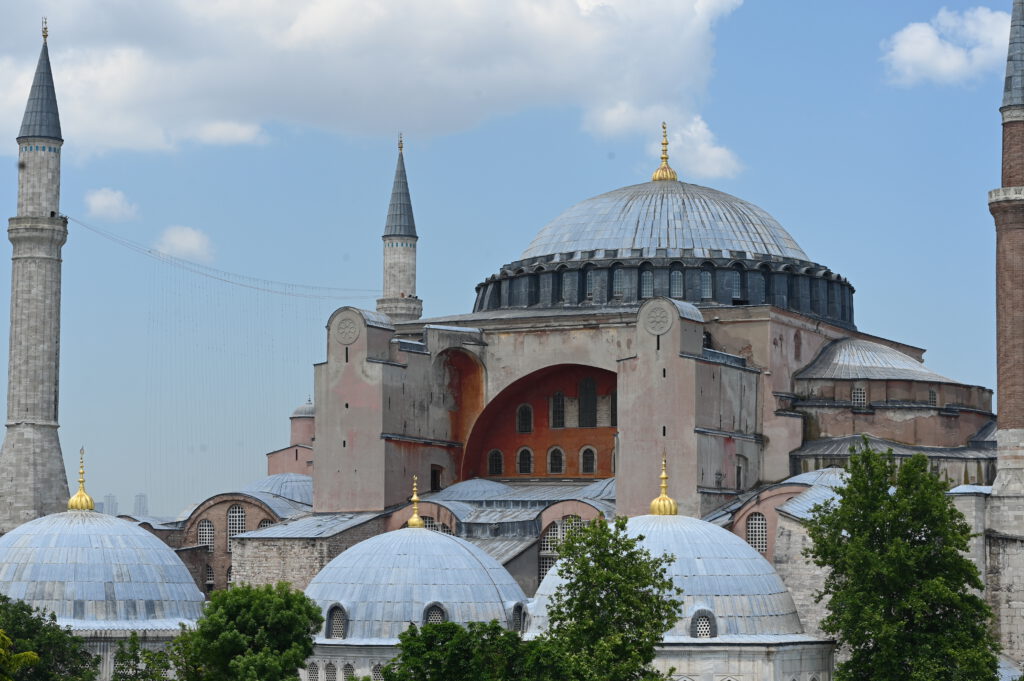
[489,447,599,476]
[19,145,59,153]
[323,602,527,641]
[195,505,273,553]
[307,661,382,681]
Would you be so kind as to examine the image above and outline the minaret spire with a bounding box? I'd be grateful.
[376,135,423,321]
[0,25,70,531]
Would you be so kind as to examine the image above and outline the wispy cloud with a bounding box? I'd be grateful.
[882,7,1009,86]
[0,0,743,178]
[84,188,138,222]
[154,226,214,264]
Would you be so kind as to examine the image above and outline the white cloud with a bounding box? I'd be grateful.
[882,7,1010,85]
[154,226,214,263]
[0,0,743,177]
[84,188,138,221]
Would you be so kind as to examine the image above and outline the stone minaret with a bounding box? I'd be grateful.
[375,136,422,322]
[0,24,70,532]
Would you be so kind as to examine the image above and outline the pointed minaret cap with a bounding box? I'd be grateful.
[649,455,678,515]
[18,19,62,141]
[651,122,678,182]
[407,475,425,528]
[1005,0,1024,109]
[383,134,417,238]
[68,447,95,511]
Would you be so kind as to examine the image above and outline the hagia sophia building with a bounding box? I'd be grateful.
[3,4,1024,680]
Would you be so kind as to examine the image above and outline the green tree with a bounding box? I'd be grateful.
[0,595,98,681]
[172,582,322,681]
[541,516,683,681]
[110,632,171,681]
[0,630,37,681]
[805,446,999,681]
[384,620,536,681]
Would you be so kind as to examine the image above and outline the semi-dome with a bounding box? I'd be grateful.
[0,510,205,630]
[431,477,512,501]
[795,338,959,383]
[241,472,313,506]
[521,180,808,263]
[305,527,526,642]
[527,514,804,641]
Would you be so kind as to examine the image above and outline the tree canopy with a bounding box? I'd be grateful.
[805,446,999,681]
[0,630,37,681]
[0,595,98,681]
[173,582,322,681]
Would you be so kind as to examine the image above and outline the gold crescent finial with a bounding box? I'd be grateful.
[398,133,403,153]
[68,446,95,511]
[42,17,48,43]
[649,455,678,515]
[407,475,425,528]
[651,122,679,182]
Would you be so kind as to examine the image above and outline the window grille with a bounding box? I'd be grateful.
[549,448,564,474]
[438,523,453,535]
[516,404,533,433]
[670,269,684,298]
[488,450,503,475]
[730,269,742,300]
[512,603,524,631]
[695,615,712,638]
[562,515,584,537]
[746,512,768,553]
[551,393,565,428]
[579,378,597,428]
[308,662,319,681]
[422,516,438,532]
[540,524,560,552]
[325,663,337,681]
[425,605,447,625]
[700,269,713,299]
[581,448,596,474]
[928,389,937,407]
[517,449,533,474]
[342,664,355,680]
[228,505,246,537]
[611,268,625,297]
[851,387,867,408]
[204,564,214,585]
[258,519,272,529]
[198,519,214,552]
[584,269,594,299]
[562,273,574,302]
[526,275,539,306]
[226,566,233,586]
[372,664,384,681]
[327,606,347,639]
[640,269,654,298]
[539,554,557,581]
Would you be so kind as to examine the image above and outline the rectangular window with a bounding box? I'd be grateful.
[640,270,654,298]
[700,270,713,299]
[551,393,565,429]
[851,387,867,408]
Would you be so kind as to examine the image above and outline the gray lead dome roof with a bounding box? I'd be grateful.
[305,527,526,643]
[0,511,205,630]
[520,180,808,262]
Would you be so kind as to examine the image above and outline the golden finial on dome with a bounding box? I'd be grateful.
[41,17,48,43]
[649,455,678,515]
[67,447,95,511]
[651,122,678,182]
[407,475,425,528]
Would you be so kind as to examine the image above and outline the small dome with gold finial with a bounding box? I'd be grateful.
[649,455,678,515]
[67,447,94,511]
[651,122,678,182]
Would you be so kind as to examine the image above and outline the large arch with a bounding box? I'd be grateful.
[433,348,486,444]
[461,364,617,479]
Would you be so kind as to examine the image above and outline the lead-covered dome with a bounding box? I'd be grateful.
[527,514,804,642]
[521,181,807,262]
[0,510,205,630]
[305,527,526,642]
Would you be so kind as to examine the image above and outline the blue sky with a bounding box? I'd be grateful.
[0,1,1012,515]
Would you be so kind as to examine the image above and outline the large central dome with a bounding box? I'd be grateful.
[520,180,808,262]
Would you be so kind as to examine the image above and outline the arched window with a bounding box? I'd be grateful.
[197,519,214,552]
[538,523,560,581]
[308,662,320,681]
[424,604,447,625]
[227,505,246,536]
[610,264,625,298]
[488,450,503,476]
[526,274,539,306]
[787,269,799,309]
[258,519,273,529]
[730,264,746,303]
[511,603,525,632]
[342,664,355,681]
[759,264,773,304]
[226,566,233,586]
[517,448,533,474]
[550,392,565,429]
[562,270,574,302]
[639,267,654,298]
[327,605,348,639]
[372,664,384,681]
[562,514,584,537]
[669,267,685,298]
[553,269,564,304]
[548,448,564,474]
[579,377,597,428]
[928,389,937,406]
[581,448,596,474]
[746,512,768,553]
[700,266,714,299]
[325,663,337,681]
[581,265,595,301]
[516,404,533,433]
[204,564,214,586]
[690,610,717,638]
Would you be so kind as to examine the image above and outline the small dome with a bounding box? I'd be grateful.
[241,473,313,506]
[291,400,315,418]
[795,338,958,383]
[0,511,205,630]
[431,478,513,501]
[305,527,526,642]
[527,515,803,641]
[520,181,808,262]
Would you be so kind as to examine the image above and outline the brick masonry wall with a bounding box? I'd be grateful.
[994,202,1024,430]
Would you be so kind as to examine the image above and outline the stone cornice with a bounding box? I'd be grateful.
[1003,107,1024,124]
[989,186,1024,203]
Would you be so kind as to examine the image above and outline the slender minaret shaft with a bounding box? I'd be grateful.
[0,25,69,532]
[375,136,422,322]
